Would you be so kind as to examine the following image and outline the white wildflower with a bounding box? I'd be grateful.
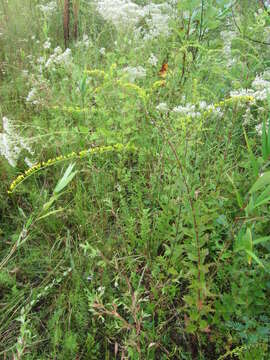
[230,69,270,102]
[26,88,36,102]
[148,53,158,66]
[199,101,207,110]
[243,108,252,125]
[38,1,57,16]
[220,30,236,67]
[37,56,45,64]
[45,47,72,69]
[252,75,270,91]
[75,34,91,48]
[99,47,106,55]
[256,123,263,136]
[95,0,174,40]
[156,102,168,112]
[0,117,33,167]
[26,88,39,105]
[173,103,200,118]
[43,39,51,49]
[3,116,13,134]
[122,66,146,82]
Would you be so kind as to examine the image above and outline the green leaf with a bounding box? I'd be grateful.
[42,193,62,212]
[262,120,268,160]
[245,250,265,268]
[254,195,270,209]
[253,236,270,245]
[227,173,243,208]
[243,128,259,178]
[250,172,270,193]
[37,208,64,221]
[268,118,270,155]
[255,184,270,204]
[54,163,77,194]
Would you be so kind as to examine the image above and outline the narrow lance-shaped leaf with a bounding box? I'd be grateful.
[245,250,265,268]
[243,128,259,178]
[262,120,268,160]
[249,172,270,193]
[54,163,78,194]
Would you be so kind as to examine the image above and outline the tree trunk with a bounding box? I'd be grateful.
[73,0,79,41]
[63,0,70,48]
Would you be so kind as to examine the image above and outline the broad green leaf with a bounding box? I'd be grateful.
[250,172,270,193]
[54,163,77,194]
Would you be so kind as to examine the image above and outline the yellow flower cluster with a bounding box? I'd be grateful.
[152,80,166,89]
[118,81,147,99]
[202,95,254,117]
[8,143,137,194]
[215,95,254,107]
[85,69,105,77]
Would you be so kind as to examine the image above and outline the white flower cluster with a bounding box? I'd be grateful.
[148,53,158,66]
[256,123,263,136]
[99,47,106,55]
[26,88,39,105]
[45,47,72,69]
[156,102,168,112]
[0,117,34,167]
[156,100,223,118]
[43,39,51,50]
[220,30,236,67]
[75,34,92,49]
[140,3,172,41]
[95,0,174,40]
[173,104,201,118]
[37,1,57,17]
[122,66,146,82]
[230,70,270,102]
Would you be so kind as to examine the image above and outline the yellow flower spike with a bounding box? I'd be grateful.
[85,69,105,77]
[8,144,138,194]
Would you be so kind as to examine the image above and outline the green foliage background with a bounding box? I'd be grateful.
[0,0,270,358]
